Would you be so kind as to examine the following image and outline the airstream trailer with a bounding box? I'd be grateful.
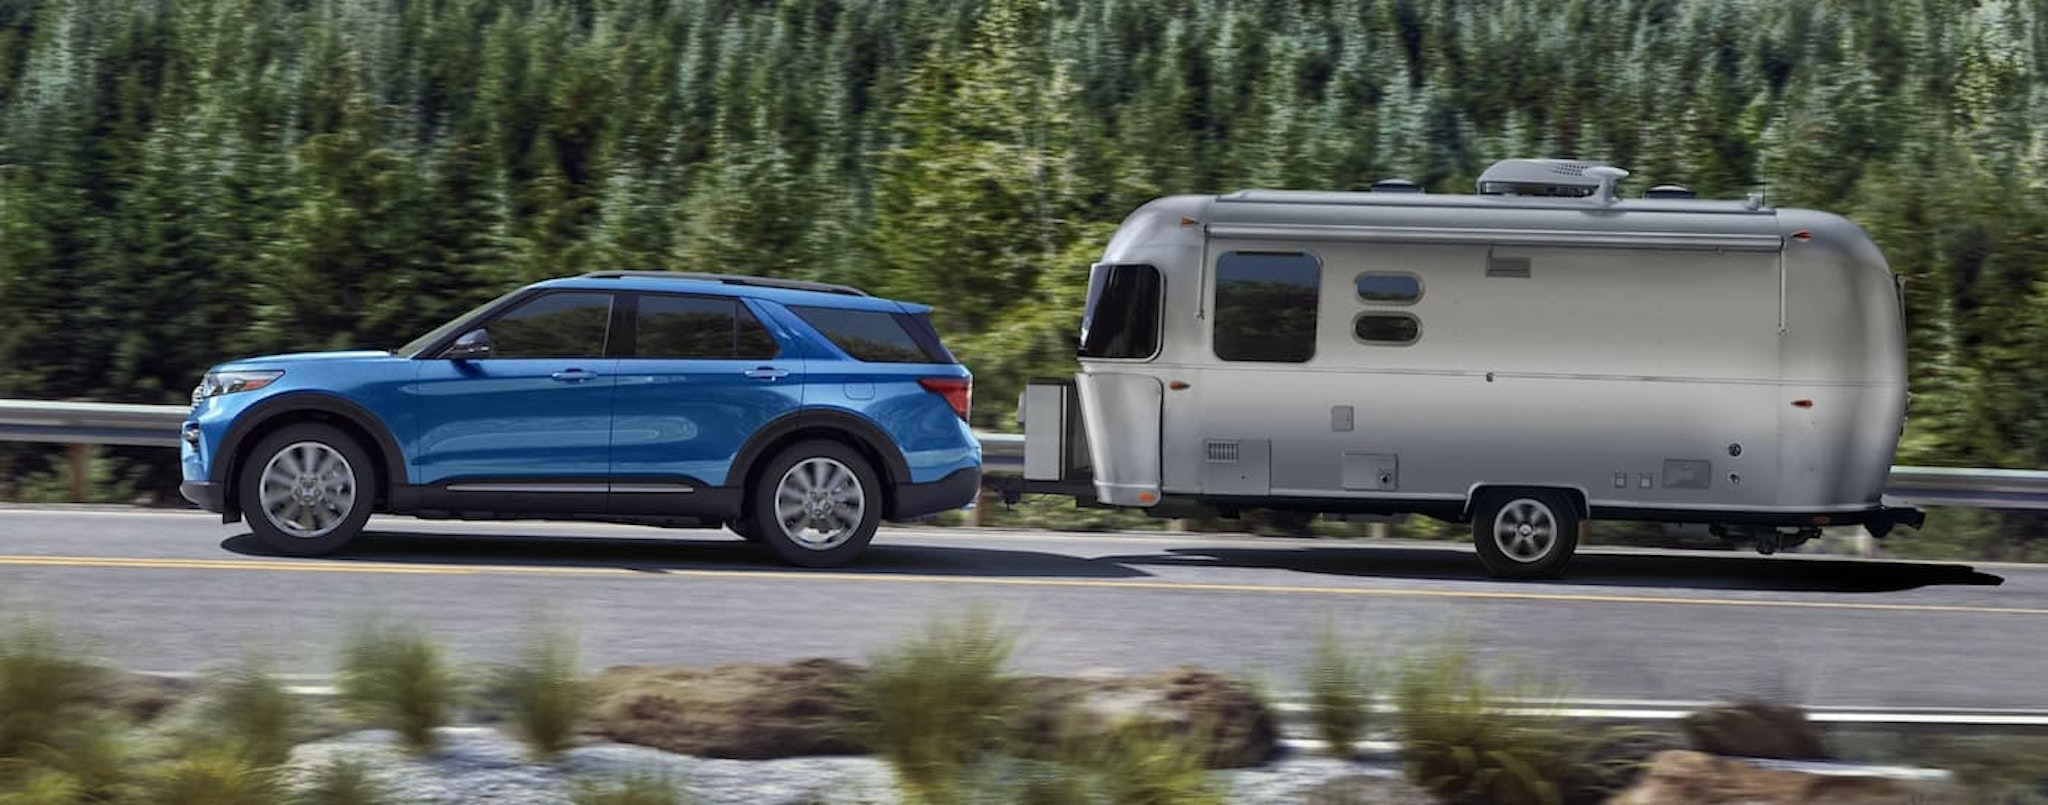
[1008,159,1926,578]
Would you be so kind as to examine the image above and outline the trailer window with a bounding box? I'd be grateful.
[1355,273,1421,305]
[1214,251,1320,363]
[1354,313,1420,345]
[1080,263,1162,359]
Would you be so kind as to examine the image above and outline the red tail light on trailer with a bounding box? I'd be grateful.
[918,377,971,420]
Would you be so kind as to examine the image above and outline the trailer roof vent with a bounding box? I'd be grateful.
[1370,178,1423,193]
[1644,184,1697,199]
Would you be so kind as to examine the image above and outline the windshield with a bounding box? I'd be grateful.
[393,288,524,358]
[1079,262,1162,360]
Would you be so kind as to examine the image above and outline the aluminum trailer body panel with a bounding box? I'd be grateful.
[1034,164,1918,548]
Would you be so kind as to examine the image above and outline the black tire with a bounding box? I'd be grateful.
[237,422,376,557]
[1470,489,1579,579]
[747,439,881,568]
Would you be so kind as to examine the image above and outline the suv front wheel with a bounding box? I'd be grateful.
[749,440,881,568]
[238,422,375,557]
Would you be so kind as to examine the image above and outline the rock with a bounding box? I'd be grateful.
[1011,666,1279,769]
[92,670,197,722]
[1296,773,1443,805]
[1562,728,1690,805]
[1604,750,1932,804]
[586,658,867,759]
[1682,702,1828,759]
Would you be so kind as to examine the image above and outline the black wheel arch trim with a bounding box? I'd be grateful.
[730,409,914,501]
[212,392,409,519]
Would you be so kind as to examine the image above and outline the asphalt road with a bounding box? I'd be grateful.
[2,506,2043,711]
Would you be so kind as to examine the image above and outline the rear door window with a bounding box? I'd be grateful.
[789,306,953,363]
[635,294,780,359]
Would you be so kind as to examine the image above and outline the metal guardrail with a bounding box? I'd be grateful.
[0,399,184,448]
[5,398,2048,511]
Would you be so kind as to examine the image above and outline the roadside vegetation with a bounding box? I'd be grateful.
[0,605,2030,803]
[336,617,459,756]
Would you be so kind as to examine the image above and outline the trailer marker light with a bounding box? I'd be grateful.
[1139,492,1157,503]
[1169,381,1190,390]
[1180,217,1198,227]
[1792,399,1814,408]
[1792,230,1813,242]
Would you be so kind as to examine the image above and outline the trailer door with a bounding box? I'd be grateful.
[1189,248,1325,499]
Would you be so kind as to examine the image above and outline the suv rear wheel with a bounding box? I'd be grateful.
[749,440,881,568]
[238,422,375,557]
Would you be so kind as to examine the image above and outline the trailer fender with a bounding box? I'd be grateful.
[1462,484,1590,523]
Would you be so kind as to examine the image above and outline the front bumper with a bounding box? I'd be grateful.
[180,481,224,513]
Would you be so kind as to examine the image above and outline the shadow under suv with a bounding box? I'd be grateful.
[178,271,981,567]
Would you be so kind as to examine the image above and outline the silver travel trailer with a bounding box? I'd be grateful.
[1006,158,1926,578]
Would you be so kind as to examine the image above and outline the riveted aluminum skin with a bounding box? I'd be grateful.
[1059,186,1910,523]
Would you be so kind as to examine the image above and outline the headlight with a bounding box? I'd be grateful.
[191,370,284,404]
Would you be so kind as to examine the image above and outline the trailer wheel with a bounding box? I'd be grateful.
[1471,490,1579,579]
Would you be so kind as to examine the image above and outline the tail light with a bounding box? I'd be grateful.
[918,377,971,420]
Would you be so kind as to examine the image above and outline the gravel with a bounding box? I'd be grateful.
[284,728,1438,804]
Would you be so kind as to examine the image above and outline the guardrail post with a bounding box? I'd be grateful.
[69,443,90,503]
[970,488,994,526]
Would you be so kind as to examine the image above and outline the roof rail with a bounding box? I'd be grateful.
[578,271,870,297]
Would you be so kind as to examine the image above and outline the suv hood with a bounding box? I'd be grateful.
[212,350,395,370]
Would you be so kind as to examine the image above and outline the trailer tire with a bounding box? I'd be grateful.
[1471,489,1579,579]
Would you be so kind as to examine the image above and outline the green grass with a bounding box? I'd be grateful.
[293,757,392,805]
[1065,718,1225,805]
[1300,618,1375,758]
[0,615,108,767]
[568,768,692,805]
[196,655,301,767]
[336,617,458,756]
[852,607,1023,805]
[1391,636,1580,805]
[497,618,590,761]
[952,716,1226,805]
[144,745,287,805]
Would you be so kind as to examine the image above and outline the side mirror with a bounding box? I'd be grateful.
[445,328,492,360]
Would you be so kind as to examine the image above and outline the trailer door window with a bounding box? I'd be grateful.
[1080,263,1162,360]
[1214,251,1320,363]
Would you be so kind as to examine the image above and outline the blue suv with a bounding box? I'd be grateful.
[179,272,981,567]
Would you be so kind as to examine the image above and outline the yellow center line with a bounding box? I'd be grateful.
[1,554,2043,616]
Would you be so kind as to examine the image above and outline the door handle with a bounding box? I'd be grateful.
[551,369,594,382]
[744,367,790,380]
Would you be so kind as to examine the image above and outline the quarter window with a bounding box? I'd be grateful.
[1214,251,1320,363]
[1355,273,1422,305]
[790,306,951,363]
[1354,313,1420,345]
[635,294,780,359]
[482,292,614,358]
